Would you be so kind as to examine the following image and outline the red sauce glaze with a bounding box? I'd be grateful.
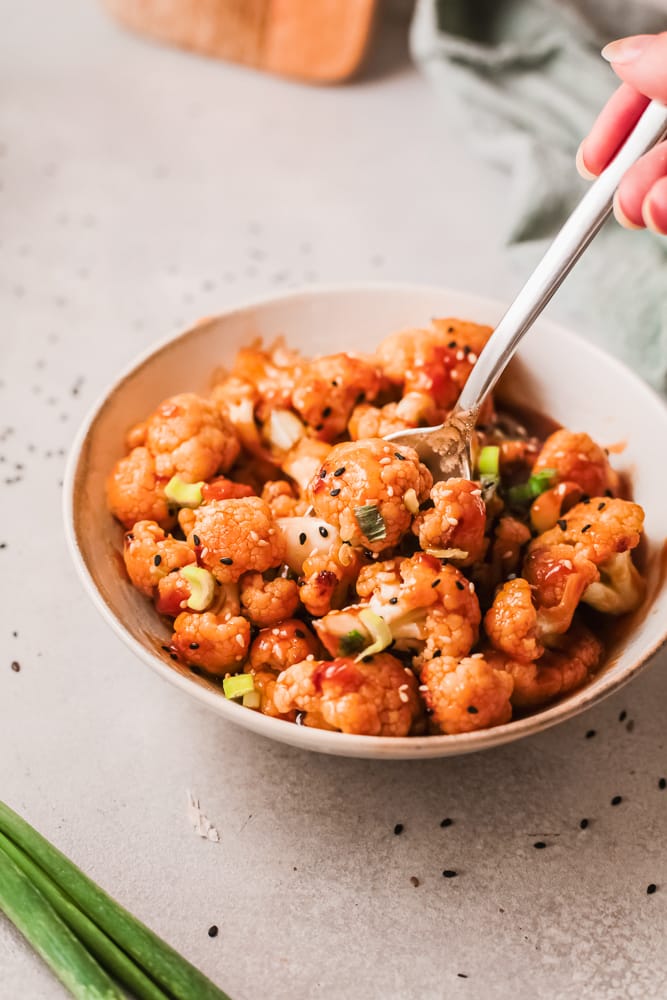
[202,477,255,501]
[155,574,191,616]
[312,658,363,694]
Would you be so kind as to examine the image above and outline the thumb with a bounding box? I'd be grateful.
[602,32,667,103]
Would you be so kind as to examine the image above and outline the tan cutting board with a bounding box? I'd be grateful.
[103,0,378,83]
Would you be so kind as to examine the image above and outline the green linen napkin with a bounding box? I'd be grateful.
[411,0,667,392]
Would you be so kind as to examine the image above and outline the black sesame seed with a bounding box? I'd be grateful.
[153,554,162,566]
[189,642,200,650]
[467,706,478,714]
[334,467,346,477]
[619,710,627,722]
[581,524,592,534]
[319,527,329,538]
[647,883,657,895]
[295,629,306,639]
[220,557,234,565]
[10,661,20,673]
[330,488,341,497]
[319,468,327,479]
[659,778,666,790]
[605,489,613,497]
[169,652,178,661]
[431,578,441,588]
[355,392,365,405]
[447,326,455,333]
[442,869,458,878]
[161,645,171,652]
[611,795,623,806]
[557,519,567,530]
[394,452,405,461]
[440,817,453,828]
[331,380,338,387]
[208,925,219,938]
[410,876,420,887]
[463,345,471,354]
[579,818,589,829]
[457,974,468,979]
[299,532,307,545]
[419,498,435,512]
[582,495,591,505]
[447,340,457,348]
[455,581,465,591]
[389,597,398,605]
[393,823,404,835]
[322,407,332,418]
[533,841,547,849]
[314,423,324,432]
[598,502,606,511]
[193,534,200,546]
[585,729,596,739]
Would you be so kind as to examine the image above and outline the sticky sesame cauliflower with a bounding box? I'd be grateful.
[308,438,432,552]
[108,322,647,739]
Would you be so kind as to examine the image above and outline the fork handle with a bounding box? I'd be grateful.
[455,99,667,417]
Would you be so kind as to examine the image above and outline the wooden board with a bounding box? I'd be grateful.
[103,0,378,83]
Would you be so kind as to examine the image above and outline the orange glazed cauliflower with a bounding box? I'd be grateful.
[239,571,300,626]
[248,620,320,672]
[281,438,332,495]
[484,577,544,663]
[532,429,620,498]
[123,520,195,597]
[420,654,513,734]
[348,392,442,441]
[292,353,384,441]
[107,447,175,530]
[412,479,487,566]
[261,480,307,519]
[144,393,240,482]
[307,439,432,552]
[191,497,286,584]
[171,610,251,674]
[273,654,421,736]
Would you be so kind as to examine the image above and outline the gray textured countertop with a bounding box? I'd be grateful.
[1,3,666,998]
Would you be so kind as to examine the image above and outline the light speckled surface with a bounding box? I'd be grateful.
[1,3,666,998]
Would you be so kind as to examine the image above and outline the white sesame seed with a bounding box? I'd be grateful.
[235,654,243,662]
[563,559,573,570]
[306,654,315,661]
[272,628,280,635]
[380,457,392,465]
[399,690,409,703]
[258,539,269,546]
[419,684,429,693]
[446,516,458,526]
[179,601,188,609]
[250,531,259,541]
[236,635,245,647]
[387,486,394,497]
[471,488,482,496]
[468,582,475,593]
[471,652,485,660]
[399,683,409,692]
[468,352,478,364]
[201,547,209,558]
[503,550,513,558]
[456,350,465,362]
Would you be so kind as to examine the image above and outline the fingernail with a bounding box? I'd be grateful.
[642,194,667,235]
[612,190,642,230]
[601,36,651,64]
[575,143,596,181]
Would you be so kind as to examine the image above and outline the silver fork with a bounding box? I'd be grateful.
[387,99,667,482]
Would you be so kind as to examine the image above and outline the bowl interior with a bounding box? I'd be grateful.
[66,285,667,759]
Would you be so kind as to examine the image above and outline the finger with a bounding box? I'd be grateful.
[603,32,667,103]
[613,140,667,227]
[578,84,649,177]
[643,175,667,234]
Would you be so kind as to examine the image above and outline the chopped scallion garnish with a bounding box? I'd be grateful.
[478,446,500,477]
[242,690,261,709]
[507,468,557,506]
[223,674,255,700]
[354,504,387,543]
[339,629,365,656]
[164,476,204,509]
[355,609,392,662]
[181,565,216,612]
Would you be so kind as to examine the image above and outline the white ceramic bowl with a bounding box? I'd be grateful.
[64,285,667,759]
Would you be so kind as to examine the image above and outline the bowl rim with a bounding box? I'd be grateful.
[63,281,667,759]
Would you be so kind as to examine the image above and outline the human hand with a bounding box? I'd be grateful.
[577,32,667,234]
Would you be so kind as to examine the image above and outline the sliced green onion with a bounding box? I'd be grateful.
[223,674,255,700]
[181,565,216,611]
[266,408,305,452]
[339,629,365,656]
[242,689,261,709]
[507,468,558,506]
[0,800,229,1000]
[164,476,204,509]
[0,831,168,1000]
[355,609,392,662]
[402,488,420,515]
[0,843,124,1000]
[480,474,499,503]
[478,446,500,477]
[354,504,387,543]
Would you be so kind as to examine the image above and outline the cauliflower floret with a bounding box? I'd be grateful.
[299,536,363,618]
[420,654,513,734]
[308,439,432,552]
[316,554,480,662]
[348,393,442,441]
[230,341,303,420]
[247,619,320,672]
[292,353,383,441]
[486,624,603,709]
[484,578,543,663]
[239,571,300,626]
[529,481,584,534]
[191,497,286,583]
[171,610,250,674]
[281,438,332,495]
[210,376,268,460]
[123,520,195,597]
[144,393,240,482]
[532,430,620,497]
[526,497,645,619]
[107,447,175,530]
[261,480,307,518]
[273,654,421,736]
[412,479,487,566]
[245,669,296,720]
